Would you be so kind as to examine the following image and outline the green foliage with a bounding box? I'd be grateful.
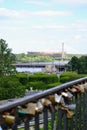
[26,81,46,90]
[25,73,59,90]
[0,76,25,100]
[60,71,81,83]
[0,39,16,76]
[28,73,59,84]
[46,82,61,89]
[16,53,54,62]
[16,73,28,85]
[67,55,87,74]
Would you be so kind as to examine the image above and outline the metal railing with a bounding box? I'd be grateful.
[0,77,87,130]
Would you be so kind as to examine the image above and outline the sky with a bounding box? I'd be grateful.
[0,0,87,54]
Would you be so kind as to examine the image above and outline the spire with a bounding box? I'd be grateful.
[61,42,64,61]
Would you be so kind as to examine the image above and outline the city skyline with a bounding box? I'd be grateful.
[0,0,87,54]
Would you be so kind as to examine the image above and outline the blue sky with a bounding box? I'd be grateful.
[0,0,87,54]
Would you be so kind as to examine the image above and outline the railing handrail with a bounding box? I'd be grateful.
[0,77,87,112]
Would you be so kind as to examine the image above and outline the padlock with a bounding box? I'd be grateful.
[35,101,43,112]
[66,91,73,99]
[3,115,15,125]
[58,106,74,118]
[41,98,51,107]
[55,94,65,105]
[68,87,77,93]
[66,109,74,118]
[73,85,81,93]
[61,92,68,97]
[47,95,55,103]
[62,104,76,110]
[61,91,73,99]
[18,103,37,115]
[84,82,87,91]
[41,98,54,112]
[78,84,85,93]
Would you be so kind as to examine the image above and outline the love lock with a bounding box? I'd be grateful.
[41,98,54,112]
[18,103,37,115]
[47,95,55,103]
[68,87,77,93]
[61,91,73,99]
[3,115,15,125]
[66,109,74,118]
[84,82,87,91]
[62,104,76,110]
[78,84,85,93]
[73,85,82,93]
[58,106,74,119]
[35,101,43,112]
[41,98,52,107]
[55,94,65,105]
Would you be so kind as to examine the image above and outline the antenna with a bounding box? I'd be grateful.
[61,42,64,61]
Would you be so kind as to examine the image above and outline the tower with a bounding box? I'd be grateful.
[61,42,64,61]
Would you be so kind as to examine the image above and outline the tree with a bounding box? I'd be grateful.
[67,56,80,73]
[0,39,16,76]
[79,56,87,74]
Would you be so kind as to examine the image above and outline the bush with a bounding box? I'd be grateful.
[16,73,28,85]
[0,76,26,99]
[47,82,61,89]
[28,73,58,84]
[26,81,46,90]
[60,71,81,83]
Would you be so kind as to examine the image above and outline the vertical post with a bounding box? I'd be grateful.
[35,112,39,130]
[43,107,48,130]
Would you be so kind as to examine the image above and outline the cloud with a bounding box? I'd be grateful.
[0,8,21,18]
[0,8,72,20]
[26,0,87,6]
[53,0,87,4]
[26,0,49,6]
[32,10,72,16]
[31,25,68,30]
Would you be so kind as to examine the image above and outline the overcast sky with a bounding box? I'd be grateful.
[0,0,87,54]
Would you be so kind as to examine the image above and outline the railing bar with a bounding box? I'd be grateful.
[51,109,55,130]
[57,109,64,130]
[35,113,39,130]
[74,94,78,130]
[83,93,86,130]
[12,113,19,130]
[79,93,82,129]
[24,117,30,130]
[84,92,87,130]
[81,93,85,129]
[85,92,87,129]
[63,112,68,130]
[43,107,48,130]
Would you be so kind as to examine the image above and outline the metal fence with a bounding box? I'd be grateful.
[0,77,87,130]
